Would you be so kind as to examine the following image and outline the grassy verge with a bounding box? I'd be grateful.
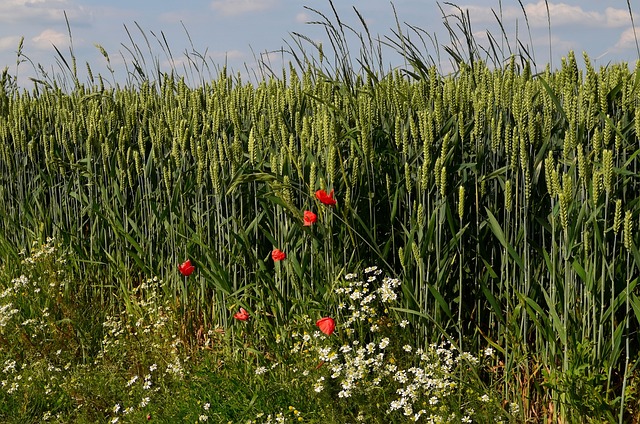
[0,240,515,423]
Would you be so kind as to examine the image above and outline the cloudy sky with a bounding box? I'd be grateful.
[1,0,638,87]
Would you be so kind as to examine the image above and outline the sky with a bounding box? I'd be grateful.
[1,0,639,88]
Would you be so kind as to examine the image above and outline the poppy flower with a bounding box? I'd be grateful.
[303,210,317,226]
[272,248,286,261]
[316,317,336,335]
[233,307,250,321]
[315,189,336,206]
[178,259,195,276]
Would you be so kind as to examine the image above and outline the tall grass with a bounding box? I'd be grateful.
[1,1,640,421]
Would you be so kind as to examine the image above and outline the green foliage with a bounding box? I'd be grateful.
[0,2,639,421]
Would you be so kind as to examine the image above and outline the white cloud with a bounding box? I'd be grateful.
[605,7,634,28]
[0,0,87,24]
[210,0,277,17]
[0,36,24,53]
[451,1,633,29]
[522,1,600,27]
[614,27,640,51]
[32,29,68,50]
[295,12,310,24]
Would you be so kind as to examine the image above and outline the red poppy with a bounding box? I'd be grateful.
[272,248,286,261]
[315,189,336,206]
[178,259,195,276]
[233,307,250,321]
[316,317,336,335]
[303,210,317,226]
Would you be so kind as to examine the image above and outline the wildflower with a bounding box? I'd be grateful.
[339,344,352,353]
[233,307,250,321]
[143,375,152,390]
[303,210,317,226]
[316,317,336,335]
[315,189,336,206]
[178,260,195,276]
[272,249,286,261]
[484,347,495,357]
[379,338,390,349]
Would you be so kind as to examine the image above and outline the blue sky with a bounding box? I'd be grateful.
[1,0,639,87]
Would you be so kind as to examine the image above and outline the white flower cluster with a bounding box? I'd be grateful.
[20,237,57,265]
[0,302,18,329]
[388,343,459,418]
[336,266,400,332]
[304,265,505,422]
[310,266,402,396]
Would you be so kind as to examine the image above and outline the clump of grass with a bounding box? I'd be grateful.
[0,238,104,422]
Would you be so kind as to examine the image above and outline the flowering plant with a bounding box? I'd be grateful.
[316,317,335,335]
[287,266,507,422]
[303,210,317,226]
[271,249,286,262]
[315,189,336,206]
[233,307,250,321]
[178,260,195,276]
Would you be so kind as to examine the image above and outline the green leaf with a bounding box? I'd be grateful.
[485,208,524,270]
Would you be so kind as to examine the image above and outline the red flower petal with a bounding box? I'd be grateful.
[178,259,195,276]
[315,189,336,206]
[233,307,250,321]
[303,210,317,226]
[272,249,286,261]
[316,317,335,335]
